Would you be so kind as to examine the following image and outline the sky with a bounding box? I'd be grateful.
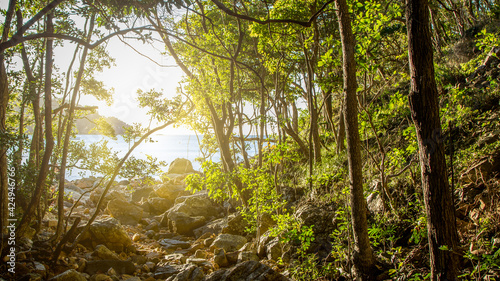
[0,1,193,135]
[59,34,192,135]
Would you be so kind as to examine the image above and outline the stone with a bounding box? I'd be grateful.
[266,238,282,261]
[75,177,96,189]
[194,249,207,259]
[107,198,143,225]
[118,179,131,186]
[131,255,147,265]
[148,197,174,215]
[165,253,187,264]
[162,212,206,236]
[193,218,227,238]
[258,212,276,234]
[166,264,204,281]
[32,261,46,276]
[366,192,384,214]
[159,238,191,250]
[85,260,136,275]
[64,184,86,200]
[48,269,86,281]
[93,244,120,260]
[204,261,290,281]
[214,248,229,267]
[154,184,191,201]
[154,264,181,279]
[222,212,249,236]
[186,258,208,265]
[131,187,155,203]
[132,233,142,242]
[238,251,259,263]
[90,274,112,281]
[171,192,221,219]
[79,217,132,252]
[168,158,195,174]
[210,234,247,252]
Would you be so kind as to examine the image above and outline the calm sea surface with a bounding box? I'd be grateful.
[67,134,258,180]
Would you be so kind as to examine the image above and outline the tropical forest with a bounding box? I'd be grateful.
[0,0,500,280]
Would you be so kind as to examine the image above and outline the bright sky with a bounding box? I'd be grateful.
[0,0,193,135]
[72,35,192,135]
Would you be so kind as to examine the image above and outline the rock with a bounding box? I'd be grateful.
[204,260,290,281]
[32,261,46,276]
[64,184,86,200]
[173,192,221,219]
[131,187,155,203]
[194,249,207,259]
[79,217,132,252]
[366,192,384,214]
[154,264,181,279]
[85,260,136,275]
[131,254,147,265]
[186,258,209,265]
[154,184,191,201]
[118,179,130,186]
[258,212,276,234]
[214,248,229,267]
[132,233,142,242]
[90,274,112,281]
[168,158,195,174]
[295,202,336,238]
[48,269,86,281]
[266,237,282,261]
[93,244,120,260]
[107,198,143,225]
[238,251,259,263]
[166,264,204,281]
[75,177,96,189]
[162,212,206,236]
[145,220,160,232]
[193,218,227,238]
[210,234,247,252]
[148,197,174,215]
[165,253,187,264]
[159,238,191,250]
[222,212,250,236]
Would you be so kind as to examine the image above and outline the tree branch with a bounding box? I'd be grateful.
[210,0,335,27]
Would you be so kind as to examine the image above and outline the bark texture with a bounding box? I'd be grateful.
[335,0,375,279]
[406,0,460,279]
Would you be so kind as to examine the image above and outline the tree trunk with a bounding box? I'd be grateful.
[406,0,460,279]
[55,15,94,240]
[335,0,376,279]
[16,12,55,238]
[0,0,16,253]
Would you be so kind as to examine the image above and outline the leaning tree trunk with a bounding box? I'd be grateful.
[335,0,376,279]
[406,0,460,280]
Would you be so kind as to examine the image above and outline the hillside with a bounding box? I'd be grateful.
[75,113,130,135]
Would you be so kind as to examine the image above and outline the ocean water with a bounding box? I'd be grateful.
[66,134,258,180]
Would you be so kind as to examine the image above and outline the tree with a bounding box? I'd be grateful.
[406,0,460,279]
[335,0,376,279]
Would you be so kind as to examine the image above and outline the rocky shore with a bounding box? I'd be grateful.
[10,158,331,281]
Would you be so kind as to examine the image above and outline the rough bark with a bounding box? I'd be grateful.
[335,0,376,279]
[406,0,460,279]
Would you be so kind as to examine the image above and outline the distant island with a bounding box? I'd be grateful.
[75,113,130,135]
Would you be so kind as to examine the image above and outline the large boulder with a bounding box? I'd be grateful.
[170,192,222,219]
[204,261,290,281]
[210,234,247,252]
[162,212,206,236]
[193,218,227,238]
[154,184,191,201]
[79,217,132,252]
[131,186,155,203]
[148,197,174,215]
[168,158,195,174]
[107,199,143,225]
